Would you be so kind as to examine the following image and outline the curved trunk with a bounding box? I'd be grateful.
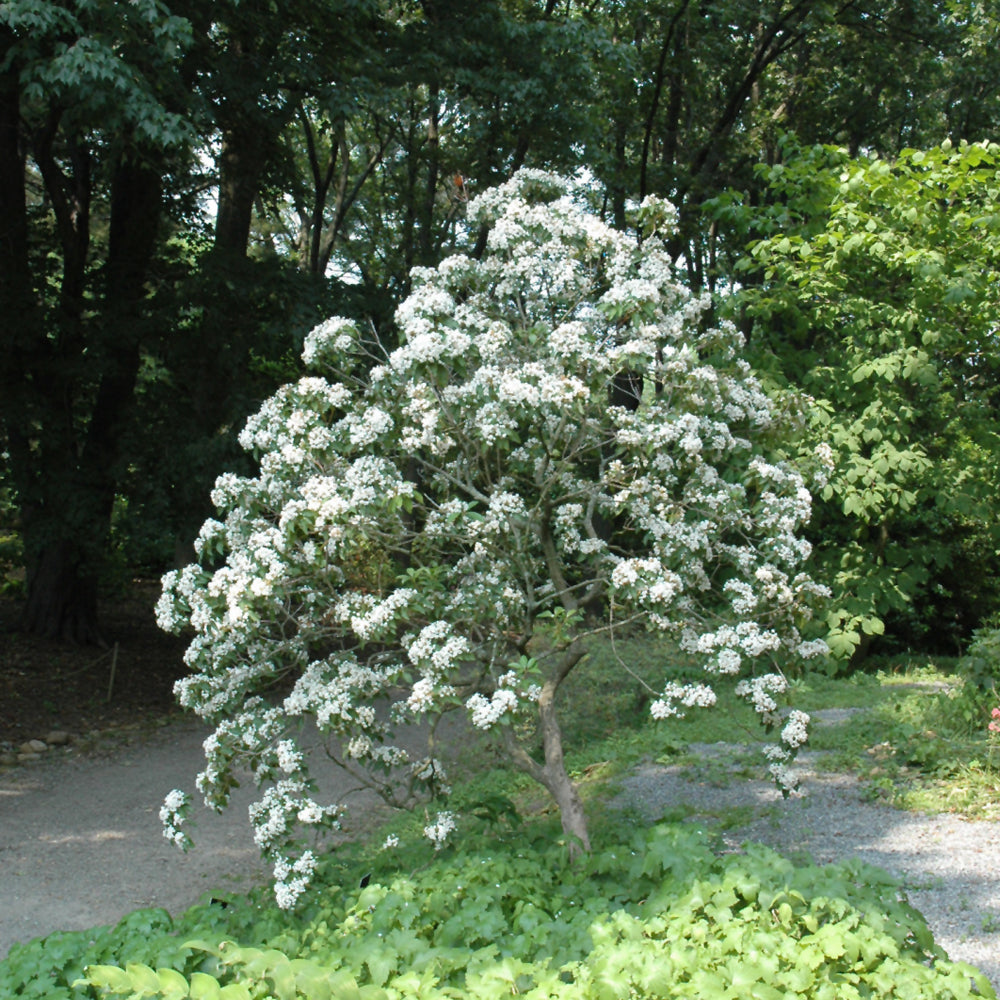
[503,641,592,855]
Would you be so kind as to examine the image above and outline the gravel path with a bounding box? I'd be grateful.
[612,744,1000,991]
[2,716,998,993]
[0,719,402,958]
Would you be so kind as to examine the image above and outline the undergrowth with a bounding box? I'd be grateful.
[7,822,994,1000]
[5,632,1000,998]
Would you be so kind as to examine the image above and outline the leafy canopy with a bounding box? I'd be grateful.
[734,140,1000,659]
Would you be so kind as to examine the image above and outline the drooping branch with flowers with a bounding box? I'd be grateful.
[157,170,829,908]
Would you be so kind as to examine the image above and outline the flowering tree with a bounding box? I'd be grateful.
[157,170,828,907]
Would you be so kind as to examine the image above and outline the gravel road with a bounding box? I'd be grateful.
[612,745,1000,991]
[0,719,393,957]
[2,718,998,993]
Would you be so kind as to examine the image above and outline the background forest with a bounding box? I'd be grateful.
[2,0,1000,668]
[5,5,1000,998]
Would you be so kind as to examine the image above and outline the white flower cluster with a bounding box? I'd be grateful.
[158,169,829,905]
[763,708,812,793]
[734,673,789,725]
[302,317,358,366]
[467,687,519,729]
[649,682,718,720]
[159,788,191,851]
[273,851,317,910]
[247,778,342,868]
[732,677,812,793]
[423,810,456,850]
[466,663,544,730]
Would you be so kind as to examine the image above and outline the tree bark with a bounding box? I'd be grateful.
[215,123,269,258]
[22,541,103,642]
[19,152,163,644]
[503,641,591,854]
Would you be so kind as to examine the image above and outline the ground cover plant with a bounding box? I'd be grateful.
[5,822,994,1000]
[4,641,1000,998]
[156,170,830,905]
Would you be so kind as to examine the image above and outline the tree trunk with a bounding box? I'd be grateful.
[537,645,591,854]
[215,122,271,259]
[503,641,591,854]
[22,538,103,644]
[19,152,162,643]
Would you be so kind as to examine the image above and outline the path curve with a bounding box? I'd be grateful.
[0,719,399,957]
[2,724,999,995]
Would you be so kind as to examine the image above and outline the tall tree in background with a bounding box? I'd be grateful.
[3,0,1000,645]
[0,0,195,641]
[133,0,387,560]
[590,0,1000,289]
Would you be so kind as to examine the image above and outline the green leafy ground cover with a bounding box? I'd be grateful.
[9,823,996,1000]
[5,637,1000,999]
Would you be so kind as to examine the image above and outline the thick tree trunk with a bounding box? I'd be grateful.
[1,40,102,643]
[23,538,103,644]
[19,152,162,643]
[215,125,268,258]
[0,30,28,299]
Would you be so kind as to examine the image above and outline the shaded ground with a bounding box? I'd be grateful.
[0,583,187,750]
[0,719,268,954]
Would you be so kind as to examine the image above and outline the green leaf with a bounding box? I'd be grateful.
[189,972,223,1000]
[860,616,885,636]
[156,968,190,998]
[125,962,163,995]
[219,983,252,1000]
[81,965,132,993]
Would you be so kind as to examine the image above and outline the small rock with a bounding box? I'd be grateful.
[20,739,48,754]
[0,752,17,766]
[17,752,41,763]
[45,730,72,746]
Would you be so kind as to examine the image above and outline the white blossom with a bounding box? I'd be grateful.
[423,811,456,849]
[158,169,829,904]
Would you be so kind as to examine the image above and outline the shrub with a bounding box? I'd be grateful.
[157,170,828,905]
[72,825,995,1000]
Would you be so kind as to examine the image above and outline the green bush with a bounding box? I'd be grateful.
[943,627,1000,735]
[28,824,992,1000]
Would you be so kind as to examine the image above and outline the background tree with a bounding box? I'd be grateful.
[730,140,1000,662]
[0,0,195,641]
[588,0,1000,290]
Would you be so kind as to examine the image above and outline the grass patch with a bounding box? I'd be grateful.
[554,635,1000,818]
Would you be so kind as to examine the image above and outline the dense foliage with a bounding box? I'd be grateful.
[4,0,1000,644]
[730,140,1000,661]
[2,824,993,1000]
